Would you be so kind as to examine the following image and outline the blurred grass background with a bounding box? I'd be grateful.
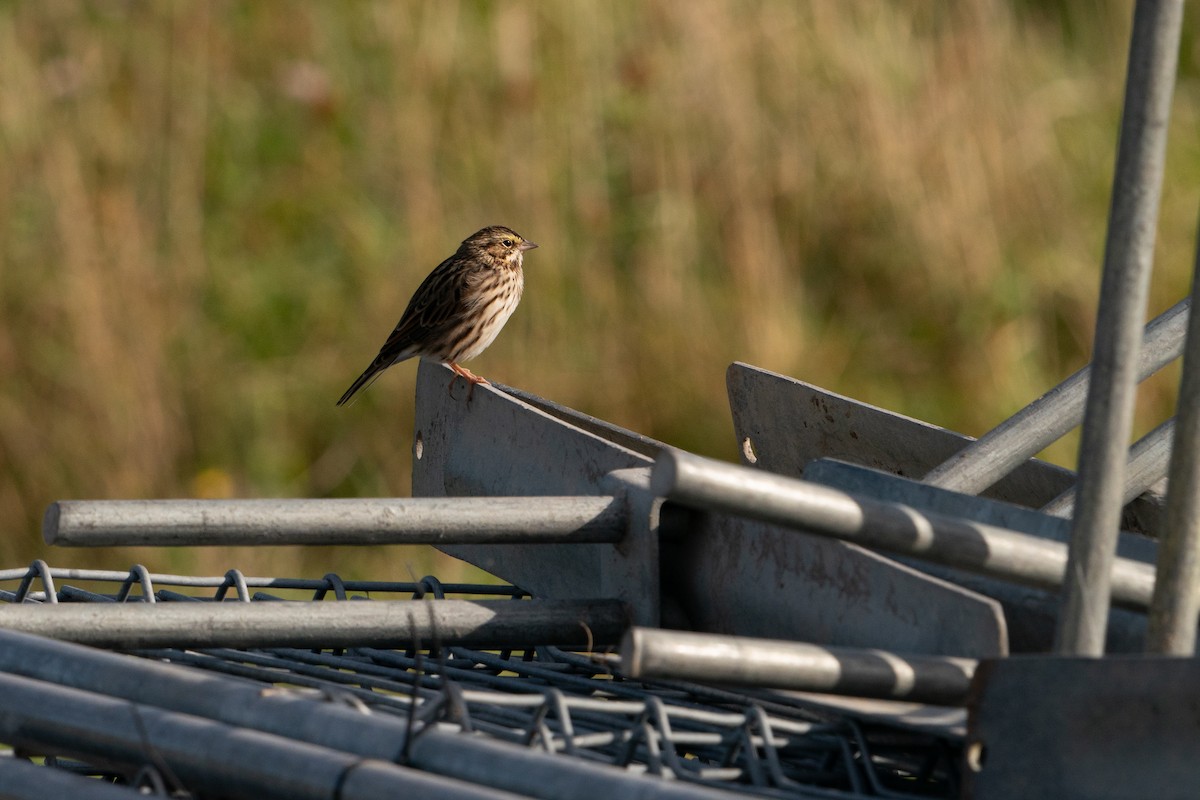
[1,1,1198,581]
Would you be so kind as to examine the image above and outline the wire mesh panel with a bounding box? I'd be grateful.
[0,563,963,799]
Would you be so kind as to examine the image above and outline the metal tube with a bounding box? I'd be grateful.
[0,629,410,761]
[1146,220,1200,654]
[0,672,522,800]
[0,630,751,800]
[620,627,976,706]
[0,756,148,800]
[1042,417,1174,517]
[0,599,627,649]
[653,449,1156,608]
[922,298,1188,494]
[1057,0,1184,656]
[44,496,625,547]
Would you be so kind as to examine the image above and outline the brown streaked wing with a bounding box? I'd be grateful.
[376,256,468,359]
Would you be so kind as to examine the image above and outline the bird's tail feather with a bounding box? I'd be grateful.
[336,364,387,406]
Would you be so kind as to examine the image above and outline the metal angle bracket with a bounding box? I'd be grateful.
[727,362,1164,535]
[411,361,660,626]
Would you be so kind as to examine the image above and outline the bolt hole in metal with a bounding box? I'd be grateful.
[414,430,424,460]
[966,739,987,772]
[741,436,757,464]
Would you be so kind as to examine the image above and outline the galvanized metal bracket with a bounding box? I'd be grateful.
[414,363,1019,655]
[727,362,1165,535]
[412,361,660,626]
[412,363,1007,656]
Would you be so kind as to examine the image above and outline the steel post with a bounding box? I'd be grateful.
[1056,0,1184,656]
[1146,215,1200,654]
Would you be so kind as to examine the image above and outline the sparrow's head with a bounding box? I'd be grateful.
[464,226,538,267]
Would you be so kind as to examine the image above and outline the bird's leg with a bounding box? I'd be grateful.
[447,362,489,401]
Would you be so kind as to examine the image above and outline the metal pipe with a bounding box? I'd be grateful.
[0,756,148,800]
[1147,218,1200,654]
[1042,417,1173,517]
[0,672,523,800]
[44,496,626,547]
[0,599,627,649]
[922,298,1188,494]
[620,627,976,706]
[0,630,751,800]
[652,449,1156,608]
[0,629,411,761]
[1057,0,1184,656]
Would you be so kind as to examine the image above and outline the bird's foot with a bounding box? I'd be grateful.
[447,362,489,401]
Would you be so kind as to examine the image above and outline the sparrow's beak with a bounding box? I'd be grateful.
[519,241,539,251]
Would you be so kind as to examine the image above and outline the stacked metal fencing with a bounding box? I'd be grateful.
[3,1,1200,797]
[0,565,963,799]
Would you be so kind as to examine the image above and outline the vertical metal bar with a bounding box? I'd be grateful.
[922,299,1188,495]
[1055,0,1183,655]
[1146,216,1200,655]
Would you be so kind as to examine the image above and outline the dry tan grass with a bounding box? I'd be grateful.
[0,2,1195,579]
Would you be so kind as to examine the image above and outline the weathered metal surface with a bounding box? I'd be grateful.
[0,599,627,649]
[660,507,1008,657]
[726,362,1166,535]
[44,496,626,547]
[803,459,1156,653]
[966,655,1200,799]
[621,627,977,705]
[412,361,660,626]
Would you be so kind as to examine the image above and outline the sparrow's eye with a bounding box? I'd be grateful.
[502,239,514,248]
